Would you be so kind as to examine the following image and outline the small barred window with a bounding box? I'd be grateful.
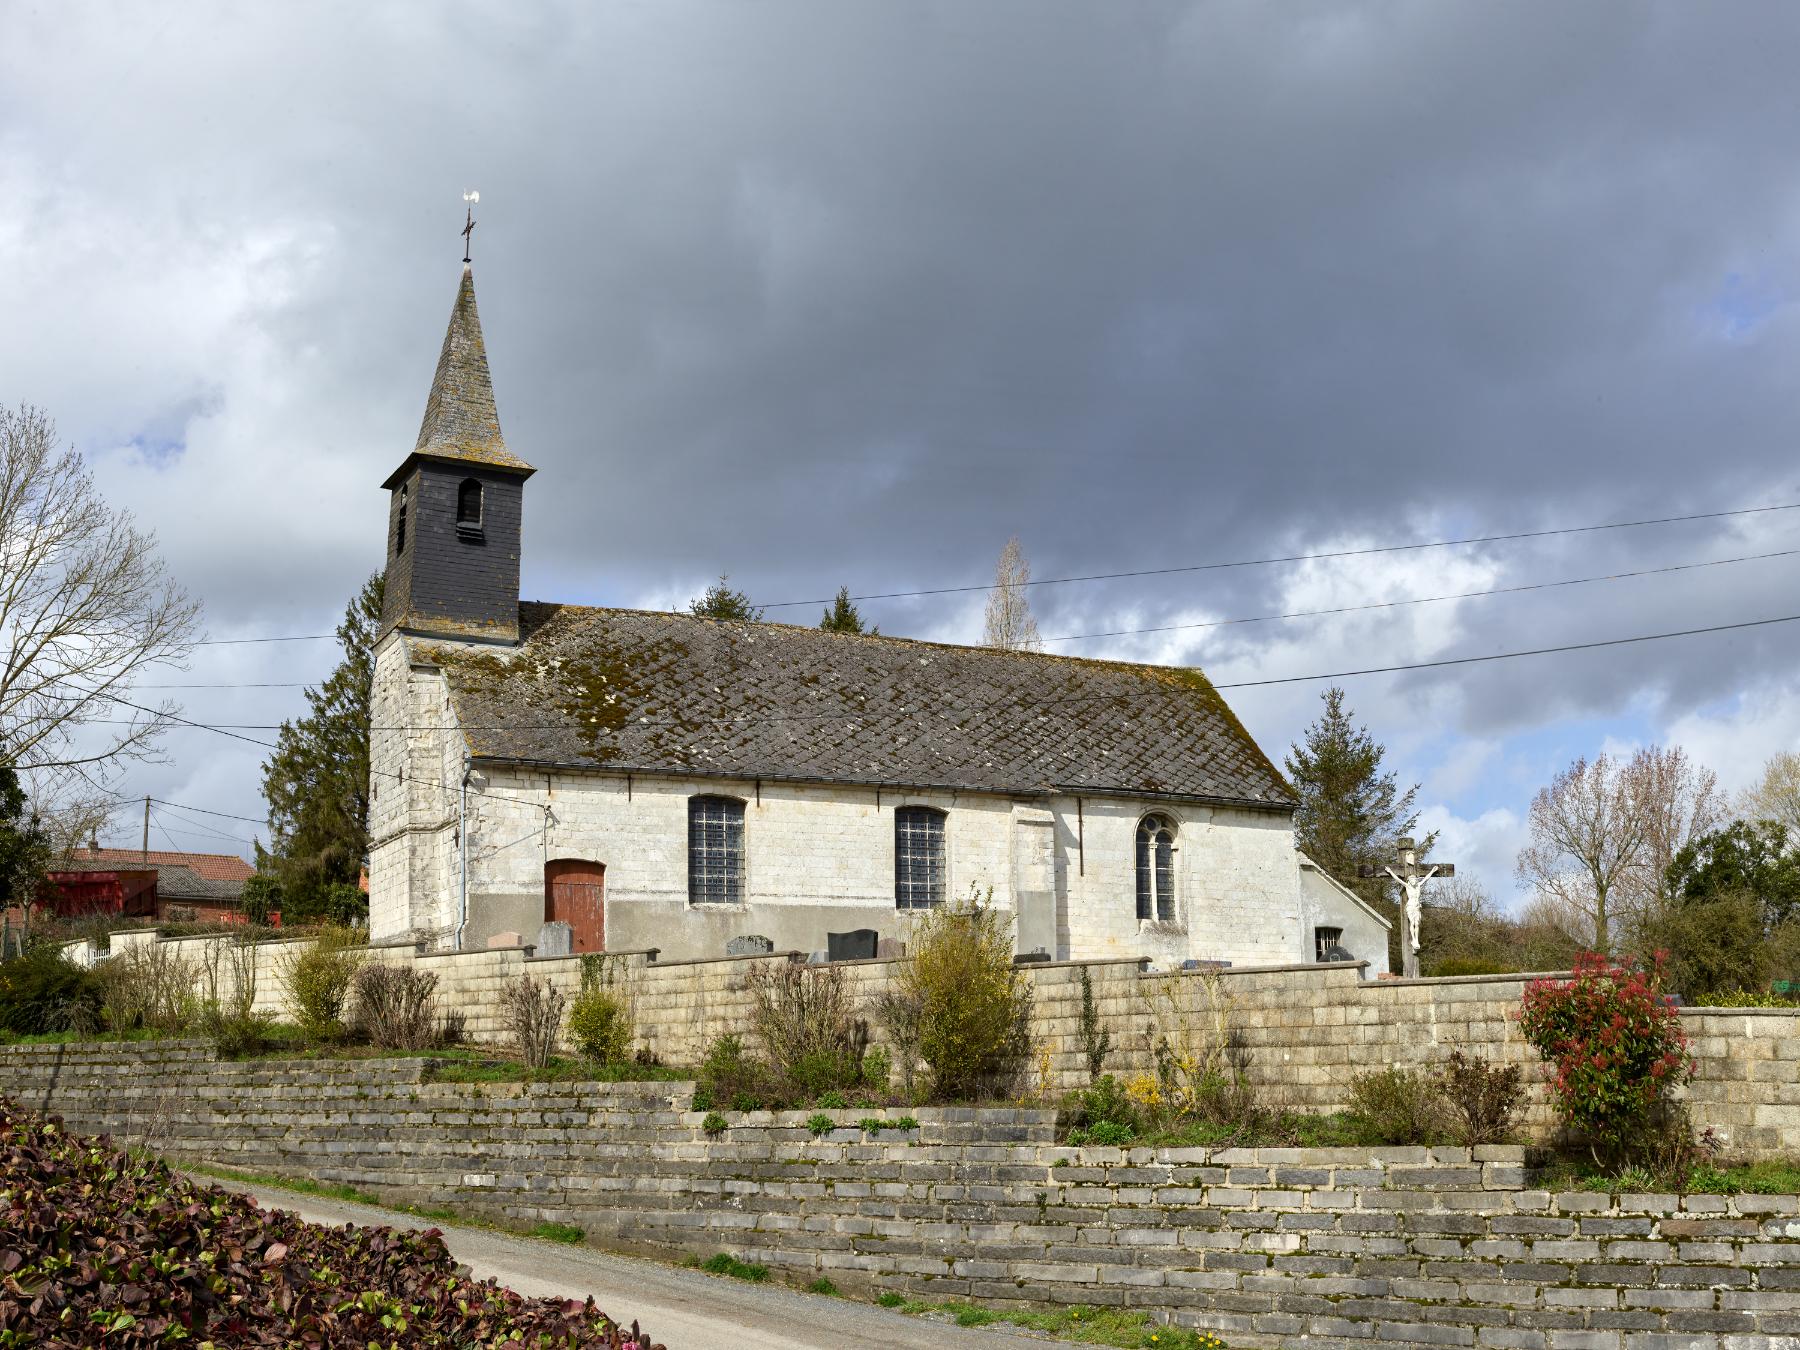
[688,796,745,905]
[1314,927,1345,962]
[895,806,947,910]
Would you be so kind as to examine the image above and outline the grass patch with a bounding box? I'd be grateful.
[1536,1156,1800,1196]
[806,1277,840,1296]
[425,1054,691,1085]
[528,1221,585,1244]
[0,1026,171,1047]
[879,1297,1226,1347]
[1126,1111,1371,1151]
[693,1252,770,1283]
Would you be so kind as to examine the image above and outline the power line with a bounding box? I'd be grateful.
[55,609,1800,734]
[1041,546,1799,644]
[756,499,1800,609]
[1206,613,1800,691]
[194,633,335,646]
[85,542,1800,692]
[149,797,267,825]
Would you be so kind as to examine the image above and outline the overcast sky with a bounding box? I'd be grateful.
[4,2,1798,906]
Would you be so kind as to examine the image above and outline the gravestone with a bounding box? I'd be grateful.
[534,922,573,958]
[726,934,774,956]
[486,931,524,949]
[827,929,879,962]
[875,937,905,959]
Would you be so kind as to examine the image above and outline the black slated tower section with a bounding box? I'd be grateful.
[380,263,535,644]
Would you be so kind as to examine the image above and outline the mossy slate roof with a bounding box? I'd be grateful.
[422,603,1295,808]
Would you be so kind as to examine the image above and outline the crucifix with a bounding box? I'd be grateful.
[1359,837,1453,978]
[461,189,480,263]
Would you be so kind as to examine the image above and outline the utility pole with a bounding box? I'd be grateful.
[1359,837,1454,979]
[142,796,151,861]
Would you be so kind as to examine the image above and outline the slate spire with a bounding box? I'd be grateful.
[387,264,534,486]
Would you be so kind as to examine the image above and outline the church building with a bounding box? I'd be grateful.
[367,264,1390,971]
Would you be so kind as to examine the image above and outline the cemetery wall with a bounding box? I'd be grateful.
[56,932,1800,1156]
[8,1040,1800,1350]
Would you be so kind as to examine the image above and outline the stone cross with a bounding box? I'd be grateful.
[1360,837,1453,979]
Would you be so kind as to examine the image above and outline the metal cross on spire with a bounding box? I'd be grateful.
[461,190,480,263]
[1359,837,1454,978]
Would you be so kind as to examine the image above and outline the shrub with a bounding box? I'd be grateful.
[501,972,566,1071]
[1136,967,1263,1136]
[278,927,364,1043]
[1348,1066,1444,1145]
[696,1033,770,1111]
[349,962,443,1051]
[744,958,867,1098]
[895,893,1032,1100]
[0,947,100,1035]
[196,935,272,1057]
[1519,951,1692,1163]
[0,1100,658,1346]
[1064,1073,1139,1137]
[1083,1120,1135,1147]
[1436,1048,1524,1146]
[872,984,925,1099]
[1428,957,1515,978]
[701,1111,727,1136]
[567,986,634,1064]
[92,942,194,1033]
[816,1089,847,1109]
[861,1045,891,1091]
[806,1112,835,1137]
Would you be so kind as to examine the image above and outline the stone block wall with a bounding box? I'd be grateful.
[10,1041,1800,1349]
[52,932,1800,1158]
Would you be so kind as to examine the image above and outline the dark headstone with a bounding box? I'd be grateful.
[827,929,879,962]
[534,922,573,958]
[1322,944,1355,963]
[1014,951,1051,965]
[726,934,774,957]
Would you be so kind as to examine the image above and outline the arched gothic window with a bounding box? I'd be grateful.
[457,478,483,526]
[688,795,745,905]
[894,806,947,910]
[1135,815,1176,921]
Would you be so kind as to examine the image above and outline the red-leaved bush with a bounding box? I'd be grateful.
[1518,951,1692,1160]
[0,1100,661,1348]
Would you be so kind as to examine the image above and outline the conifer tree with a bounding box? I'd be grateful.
[1284,686,1425,969]
[689,574,764,622]
[258,573,383,922]
[819,587,875,634]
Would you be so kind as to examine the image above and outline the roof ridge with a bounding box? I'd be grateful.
[515,599,1219,682]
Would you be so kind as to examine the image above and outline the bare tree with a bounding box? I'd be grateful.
[0,405,200,774]
[1623,744,1726,914]
[1744,750,1800,836]
[1515,753,1647,954]
[1515,745,1725,953]
[981,536,1041,651]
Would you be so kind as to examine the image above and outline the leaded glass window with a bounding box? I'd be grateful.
[688,795,745,905]
[1135,815,1176,921]
[895,806,947,911]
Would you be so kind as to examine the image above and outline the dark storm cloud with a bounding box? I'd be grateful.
[4,1,1799,860]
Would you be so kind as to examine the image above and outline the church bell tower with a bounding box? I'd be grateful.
[379,262,535,644]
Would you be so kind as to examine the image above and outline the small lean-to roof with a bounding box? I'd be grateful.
[383,264,534,488]
[420,604,1296,808]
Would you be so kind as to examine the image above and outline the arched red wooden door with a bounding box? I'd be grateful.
[544,859,605,952]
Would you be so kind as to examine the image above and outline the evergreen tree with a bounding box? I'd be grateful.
[0,765,49,919]
[258,573,382,923]
[1284,686,1426,969]
[819,587,876,635]
[689,574,764,622]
